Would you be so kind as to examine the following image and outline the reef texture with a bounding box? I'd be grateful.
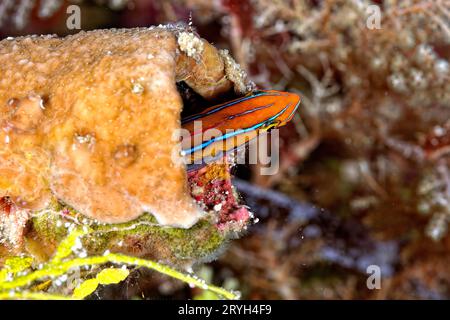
[0,161,250,267]
[2,0,449,300]
[0,26,253,264]
[0,27,250,230]
[0,28,200,227]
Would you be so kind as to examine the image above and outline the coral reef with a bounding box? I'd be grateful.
[1,0,449,299]
[0,26,252,274]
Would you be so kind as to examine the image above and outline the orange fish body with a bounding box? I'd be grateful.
[181,90,301,170]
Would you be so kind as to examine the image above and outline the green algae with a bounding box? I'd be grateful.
[30,203,226,265]
[0,227,239,300]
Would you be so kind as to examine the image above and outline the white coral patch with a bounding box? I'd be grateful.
[177,32,204,61]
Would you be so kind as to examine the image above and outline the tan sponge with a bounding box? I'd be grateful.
[0,28,208,227]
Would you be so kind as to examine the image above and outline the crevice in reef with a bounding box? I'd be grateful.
[177,81,209,120]
[176,81,241,120]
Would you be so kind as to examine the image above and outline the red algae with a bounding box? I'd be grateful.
[188,163,250,231]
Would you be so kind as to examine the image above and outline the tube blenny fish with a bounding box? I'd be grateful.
[181,90,301,171]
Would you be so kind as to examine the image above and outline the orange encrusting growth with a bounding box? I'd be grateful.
[0,28,204,228]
